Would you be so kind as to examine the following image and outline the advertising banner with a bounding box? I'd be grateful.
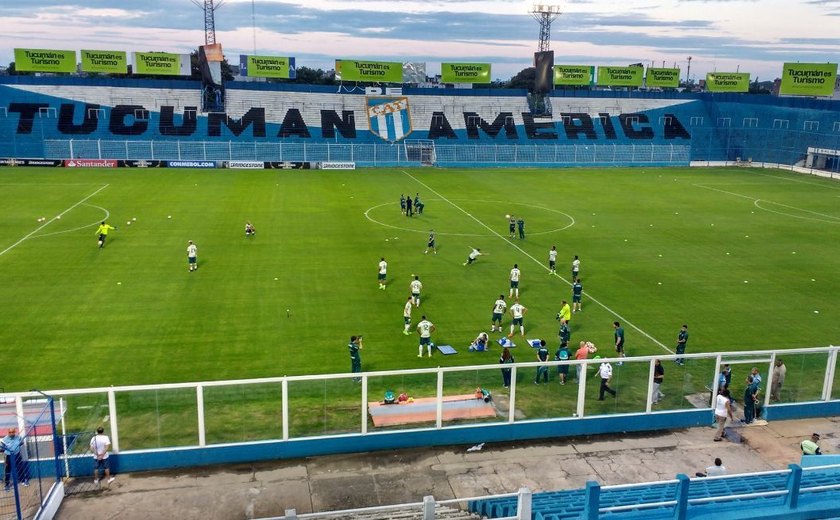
[239,55,296,79]
[319,162,356,170]
[14,48,76,73]
[553,65,593,86]
[134,52,190,76]
[265,162,312,170]
[226,161,265,169]
[119,160,166,168]
[441,63,491,84]
[646,68,680,88]
[65,159,117,168]
[335,60,403,83]
[597,66,644,87]
[705,72,750,92]
[0,159,64,167]
[81,50,128,74]
[167,160,216,168]
[780,62,838,96]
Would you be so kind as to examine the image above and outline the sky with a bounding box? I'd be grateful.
[0,0,838,82]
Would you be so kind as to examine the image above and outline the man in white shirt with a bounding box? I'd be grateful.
[402,296,413,335]
[696,458,727,477]
[548,246,558,274]
[571,255,580,280]
[508,299,527,338]
[509,264,521,299]
[187,240,198,272]
[597,359,617,400]
[464,248,482,266]
[410,276,423,307]
[490,295,507,332]
[417,316,436,357]
[90,426,115,485]
[713,389,734,441]
[377,257,387,290]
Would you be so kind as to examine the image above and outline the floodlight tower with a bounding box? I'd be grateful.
[191,0,224,45]
[531,4,562,52]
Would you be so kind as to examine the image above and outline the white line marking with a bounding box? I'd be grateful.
[401,171,672,354]
[0,184,109,257]
[694,184,840,224]
[747,170,840,191]
[31,203,112,238]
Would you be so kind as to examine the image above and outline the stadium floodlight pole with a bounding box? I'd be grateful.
[30,389,63,483]
[531,4,562,52]
[190,0,225,45]
[686,56,692,86]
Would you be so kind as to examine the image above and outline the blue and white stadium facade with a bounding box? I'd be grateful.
[1,76,839,170]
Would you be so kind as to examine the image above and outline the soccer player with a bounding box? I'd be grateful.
[464,248,482,265]
[469,332,489,352]
[517,216,525,239]
[402,296,413,335]
[414,193,424,215]
[558,300,571,324]
[417,315,435,357]
[348,335,363,381]
[405,196,413,217]
[558,318,571,349]
[400,194,406,215]
[490,294,507,332]
[245,222,256,237]
[187,240,198,272]
[509,264,521,299]
[508,215,516,238]
[614,321,625,365]
[535,340,549,384]
[95,221,116,249]
[675,324,688,365]
[571,255,580,280]
[548,246,557,274]
[424,231,436,255]
[410,275,423,307]
[377,257,387,290]
[508,298,527,338]
[572,278,583,313]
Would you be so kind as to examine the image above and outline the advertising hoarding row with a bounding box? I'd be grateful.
[779,62,837,96]
[336,60,403,83]
[440,63,491,84]
[239,55,297,79]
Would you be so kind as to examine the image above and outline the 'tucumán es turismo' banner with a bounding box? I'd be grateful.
[335,60,403,83]
[239,55,296,79]
[705,72,750,92]
[81,50,128,74]
[597,66,644,87]
[553,65,593,86]
[133,52,191,76]
[780,63,838,96]
[14,48,76,73]
[645,68,680,88]
[440,63,491,84]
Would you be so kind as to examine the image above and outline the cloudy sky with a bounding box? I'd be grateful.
[0,0,838,82]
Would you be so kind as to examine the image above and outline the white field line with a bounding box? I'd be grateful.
[747,170,840,191]
[0,184,109,257]
[694,184,840,224]
[31,203,112,238]
[401,171,673,354]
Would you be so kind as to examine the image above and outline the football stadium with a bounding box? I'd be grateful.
[1,1,840,519]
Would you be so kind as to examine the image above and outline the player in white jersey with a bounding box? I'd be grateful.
[410,276,423,307]
[464,248,482,266]
[403,296,413,335]
[490,295,507,332]
[508,299,528,338]
[509,264,521,299]
[417,316,436,357]
[377,257,387,290]
[187,240,198,272]
[571,255,580,281]
[548,246,558,274]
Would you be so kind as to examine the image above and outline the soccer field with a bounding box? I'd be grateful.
[1,166,838,393]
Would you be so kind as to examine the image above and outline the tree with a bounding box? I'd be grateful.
[508,67,536,90]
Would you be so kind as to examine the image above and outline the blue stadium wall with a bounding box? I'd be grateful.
[0,76,839,167]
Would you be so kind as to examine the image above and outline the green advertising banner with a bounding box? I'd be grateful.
[597,66,644,87]
[646,67,680,88]
[706,72,750,92]
[780,62,838,96]
[244,55,294,78]
[81,50,128,74]
[134,52,184,75]
[441,63,491,83]
[14,48,76,73]
[335,59,403,83]
[553,65,593,86]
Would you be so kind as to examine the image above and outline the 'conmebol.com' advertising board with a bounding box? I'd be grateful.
[168,161,217,168]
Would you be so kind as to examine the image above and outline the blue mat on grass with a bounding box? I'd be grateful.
[436,345,457,355]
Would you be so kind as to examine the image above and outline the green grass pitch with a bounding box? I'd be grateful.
[1,165,838,398]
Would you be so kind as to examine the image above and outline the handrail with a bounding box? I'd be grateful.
[688,489,789,504]
[599,499,678,513]
[601,479,680,491]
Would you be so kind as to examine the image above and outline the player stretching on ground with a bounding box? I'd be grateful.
[187,240,198,272]
[490,294,507,332]
[245,222,256,237]
[95,221,116,249]
[508,299,527,338]
[509,264,521,299]
[464,248,482,265]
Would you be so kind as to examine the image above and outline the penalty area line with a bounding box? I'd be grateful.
[0,184,110,258]
[401,170,673,355]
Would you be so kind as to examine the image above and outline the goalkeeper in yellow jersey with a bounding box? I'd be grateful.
[95,221,116,249]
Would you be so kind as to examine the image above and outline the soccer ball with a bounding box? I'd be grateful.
[505,214,511,219]
[586,341,597,353]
